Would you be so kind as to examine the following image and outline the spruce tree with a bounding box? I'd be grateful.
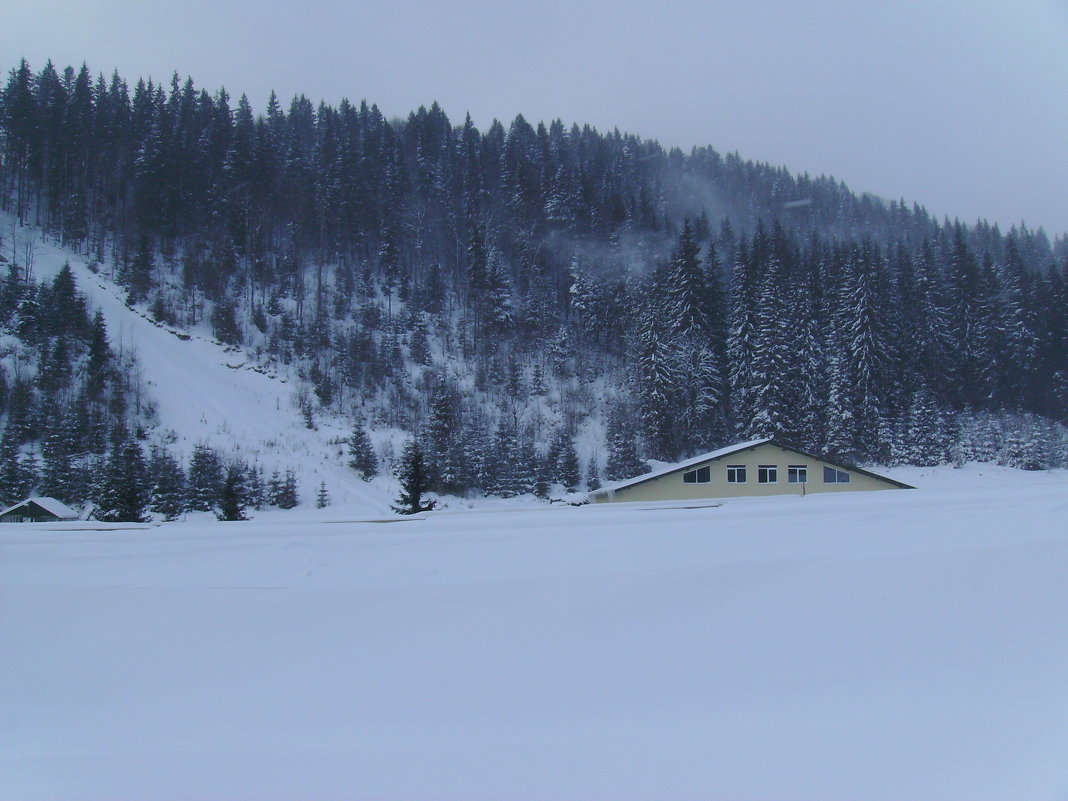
[605,405,648,481]
[348,419,378,480]
[149,449,188,521]
[217,462,249,520]
[316,481,330,508]
[392,439,436,514]
[267,470,284,506]
[95,438,150,522]
[188,443,224,511]
[554,431,581,492]
[585,456,601,492]
[245,464,267,509]
[0,431,31,504]
[277,469,300,509]
[487,421,521,497]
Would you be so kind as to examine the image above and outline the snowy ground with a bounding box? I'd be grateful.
[3,466,1068,800]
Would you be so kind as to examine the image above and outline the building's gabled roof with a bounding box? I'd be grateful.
[592,438,774,496]
[767,443,915,489]
[0,496,80,519]
[590,438,914,497]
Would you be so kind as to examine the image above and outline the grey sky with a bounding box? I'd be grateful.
[5,0,1067,236]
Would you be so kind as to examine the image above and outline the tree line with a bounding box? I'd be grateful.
[2,58,1066,506]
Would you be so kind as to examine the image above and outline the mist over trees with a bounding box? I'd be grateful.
[2,57,1067,505]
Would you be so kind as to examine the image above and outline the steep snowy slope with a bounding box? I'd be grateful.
[2,470,1067,800]
[8,221,392,513]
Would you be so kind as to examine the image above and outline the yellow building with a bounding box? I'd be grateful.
[589,438,913,503]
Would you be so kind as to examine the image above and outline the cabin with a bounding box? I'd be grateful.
[0,497,81,523]
[589,438,913,503]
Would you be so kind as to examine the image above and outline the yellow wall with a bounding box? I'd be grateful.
[593,442,905,503]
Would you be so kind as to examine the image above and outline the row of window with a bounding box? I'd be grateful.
[681,464,851,485]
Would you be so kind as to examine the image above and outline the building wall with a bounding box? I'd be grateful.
[593,442,904,503]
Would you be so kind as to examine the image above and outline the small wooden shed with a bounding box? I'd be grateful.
[0,497,80,523]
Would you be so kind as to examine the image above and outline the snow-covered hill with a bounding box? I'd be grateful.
[3,468,1068,800]
[9,221,393,514]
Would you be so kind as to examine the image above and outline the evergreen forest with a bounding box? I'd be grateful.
[2,58,1067,513]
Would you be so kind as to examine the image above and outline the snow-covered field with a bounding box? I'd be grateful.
[3,466,1068,800]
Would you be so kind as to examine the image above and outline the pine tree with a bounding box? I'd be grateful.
[267,470,284,506]
[727,239,758,433]
[348,419,378,480]
[636,313,681,459]
[95,438,150,522]
[424,383,459,492]
[553,430,581,492]
[392,439,436,514]
[487,421,521,497]
[316,481,330,508]
[216,462,249,520]
[585,456,601,491]
[149,448,188,520]
[665,219,710,337]
[0,431,31,504]
[86,310,111,400]
[276,469,300,509]
[39,410,78,502]
[409,313,431,366]
[746,226,793,440]
[605,405,648,480]
[905,390,949,466]
[187,443,224,511]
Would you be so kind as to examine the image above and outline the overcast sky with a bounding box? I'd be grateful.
[5,0,1067,236]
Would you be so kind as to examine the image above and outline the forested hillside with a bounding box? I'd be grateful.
[2,58,1067,509]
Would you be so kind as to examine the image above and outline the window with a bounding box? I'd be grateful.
[726,465,746,483]
[683,466,711,484]
[758,465,778,484]
[788,465,808,484]
[823,466,851,484]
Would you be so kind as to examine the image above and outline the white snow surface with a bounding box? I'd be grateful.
[14,223,392,514]
[3,464,1068,800]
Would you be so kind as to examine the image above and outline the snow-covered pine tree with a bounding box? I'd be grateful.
[409,313,431,366]
[585,456,601,491]
[665,219,710,338]
[267,470,284,506]
[277,469,299,509]
[392,439,436,514]
[348,419,378,480]
[487,421,521,497]
[424,383,459,492]
[95,437,150,522]
[840,239,890,457]
[905,390,949,467]
[727,238,757,434]
[552,430,581,492]
[0,430,33,504]
[188,443,224,511]
[39,410,78,502]
[245,464,266,510]
[149,448,188,521]
[217,462,249,521]
[636,312,681,460]
[513,433,538,496]
[605,404,648,481]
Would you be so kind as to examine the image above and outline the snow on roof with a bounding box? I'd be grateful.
[0,496,80,519]
[594,438,774,495]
